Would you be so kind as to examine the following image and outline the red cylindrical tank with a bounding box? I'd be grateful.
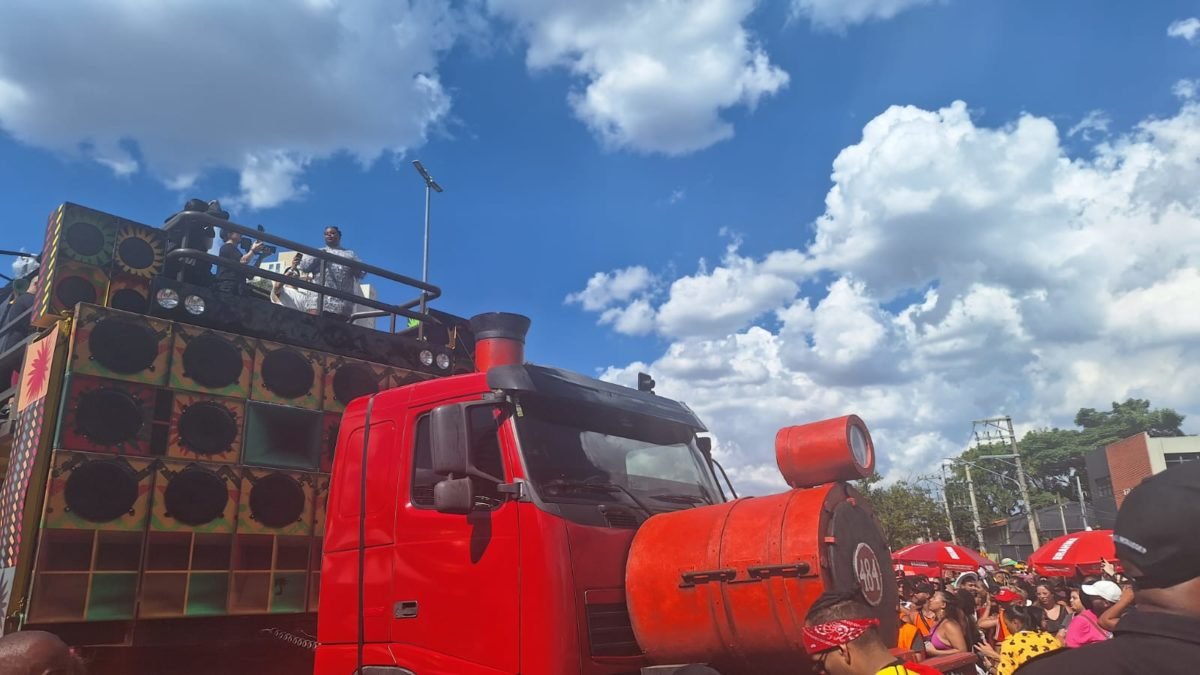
[776,415,875,489]
[625,483,897,674]
[468,312,531,371]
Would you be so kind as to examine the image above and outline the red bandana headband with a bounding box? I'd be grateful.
[802,618,880,654]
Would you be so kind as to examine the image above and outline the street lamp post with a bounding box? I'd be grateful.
[412,160,443,338]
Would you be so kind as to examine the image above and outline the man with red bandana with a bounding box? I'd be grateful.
[804,591,941,675]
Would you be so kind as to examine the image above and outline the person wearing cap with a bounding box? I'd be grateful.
[1016,459,1200,674]
[804,592,941,675]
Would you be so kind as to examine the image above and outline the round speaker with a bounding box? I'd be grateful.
[64,221,106,258]
[182,333,244,389]
[331,363,380,405]
[89,317,159,374]
[248,473,306,528]
[178,401,239,456]
[164,468,229,526]
[116,235,156,273]
[76,387,144,445]
[64,459,139,523]
[261,348,314,399]
[55,275,98,310]
[109,287,148,313]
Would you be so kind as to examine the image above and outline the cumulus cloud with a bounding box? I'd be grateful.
[1168,17,1200,43]
[487,0,788,155]
[0,0,458,209]
[1067,110,1111,140]
[582,92,1200,494]
[565,266,656,312]
[792,0,941,29]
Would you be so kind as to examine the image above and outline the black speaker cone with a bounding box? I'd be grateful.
[261,348,314,399]
[89,317,158,374]
[183,333,244,389]
[109,287,148,313]
[56,275,98,309]
[76,388,144,444]
[248,473,305,528]
[164,468,229,526]
[117,236,155,272]
[64,460,139,523]
[65,221,105,257]
[331,363,379,405]
[178,401,238,456]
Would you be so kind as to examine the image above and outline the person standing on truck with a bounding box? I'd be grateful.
[215,228,266,295]
[804,591,940,675]
[298,226,363,320]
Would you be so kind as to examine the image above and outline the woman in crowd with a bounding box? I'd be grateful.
[924,590,970,657]
[1035,582,1073,642]
[975,604,1062,675]
[1063,583,1113,648]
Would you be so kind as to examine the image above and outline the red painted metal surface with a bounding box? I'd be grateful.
[775,415,874,488]
[474,337,524,372]
[626,484,897,674]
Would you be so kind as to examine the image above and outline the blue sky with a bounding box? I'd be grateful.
[3,0,1199,493]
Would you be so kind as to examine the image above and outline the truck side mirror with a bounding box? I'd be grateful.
[430,403,470,476]
[433,477,474,515]
[696,436,713,460]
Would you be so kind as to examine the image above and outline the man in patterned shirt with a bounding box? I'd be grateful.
[298,226,364,320]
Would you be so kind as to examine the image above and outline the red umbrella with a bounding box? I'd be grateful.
[892,541,997,575]
[1028,530,1121,577]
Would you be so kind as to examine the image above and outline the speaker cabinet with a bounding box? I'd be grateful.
[34,260,110,328]
[236,469,315,537]
[140,530,234,618]
[43,452,155,531]
[28,528,143,623]
[56,376,158,456]
[69,304,171,386]
[112,223,166,280]
[106,273,151,314]
[150,461,240,533]
[320,413,340,474]
[167,394,244,464]
[313,474,330,538]
[321,355,391,413]
[390,366,432,390]
[251,341,323,409]
[243,402,322,471]
[230,534,311,615]
[170,324,255,398]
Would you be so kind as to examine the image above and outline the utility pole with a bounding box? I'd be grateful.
[971,416,1041,550]
[1071,469,1089,530]
[939,462,959,545]
[962,463,987,552]
[1058,499,1068,537]
[411,160,444,339]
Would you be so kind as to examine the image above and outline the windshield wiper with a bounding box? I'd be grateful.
[542,480,653,515]
[649,493,711,507]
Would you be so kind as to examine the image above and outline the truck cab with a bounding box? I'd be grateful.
[318,315,726,675]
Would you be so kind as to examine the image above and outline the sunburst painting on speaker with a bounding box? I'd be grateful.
[321,354,391,413]
[69,304,171,386]
[150,461,240,534]
[56,375,156,456]
[42,452,155,531]
[112,223,166,279]
[169,324,255,398]
[236,469,315,537]
[105,273,151,314]
[251,341,323,409]
[167,393,244,464]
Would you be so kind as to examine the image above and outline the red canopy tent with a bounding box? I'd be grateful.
[1028,530,1121,577]
[892,541,996,577]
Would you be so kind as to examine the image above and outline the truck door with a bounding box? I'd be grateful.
[391,403,520,674]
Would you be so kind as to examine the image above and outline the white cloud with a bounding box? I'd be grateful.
[792,0,940,29]
[579,92,1200,494]
[487,0,788,155]
[1175,79,1200,100]
[565,266,656,311]
[0,0,458,209]
[1067,110,1111,140]
[668,188,687,205]
[1168,17,1200,43]
[600,299,658,336]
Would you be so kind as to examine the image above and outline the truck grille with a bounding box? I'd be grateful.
[599,506,639,529]
[586,602,640,657]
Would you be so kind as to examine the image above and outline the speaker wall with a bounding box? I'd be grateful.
[140,530,235,618]
[390,367,431,390]
[112,224,166,279]
[229,534,311,615]
[169,324,255,398]
[56,375,155,456]
[167,393,244,464]
[69,304,171,386]
[29,529,142,623]
[321,355,391,413]
[313,474,330,538]
[43,452,155,531]
[251,341,323,409]
[243,401,322,471]
[320,413,340,474]
[33,260,110,328]
[236,469,315,537]
[150,461,240,533]
[106,273,151,314]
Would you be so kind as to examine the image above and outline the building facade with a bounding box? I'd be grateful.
[1086,433,1200,509]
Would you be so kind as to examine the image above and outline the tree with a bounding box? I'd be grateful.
[855,473,951,550]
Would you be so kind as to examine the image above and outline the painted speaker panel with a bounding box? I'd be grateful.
[236,469,315,537]
[169,324,255,398]
[242,402,322,471]
[251,341,323,410]
[56,375,157,456]
[68,304,171,386]
[150,461,241,534]
[167,394,244,464]
[42,452,155,532]
[320,355,391,413]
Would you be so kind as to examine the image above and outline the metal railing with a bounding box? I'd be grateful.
[162,210,443,336]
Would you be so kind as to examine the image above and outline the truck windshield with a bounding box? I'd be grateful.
[513,395,720,513]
